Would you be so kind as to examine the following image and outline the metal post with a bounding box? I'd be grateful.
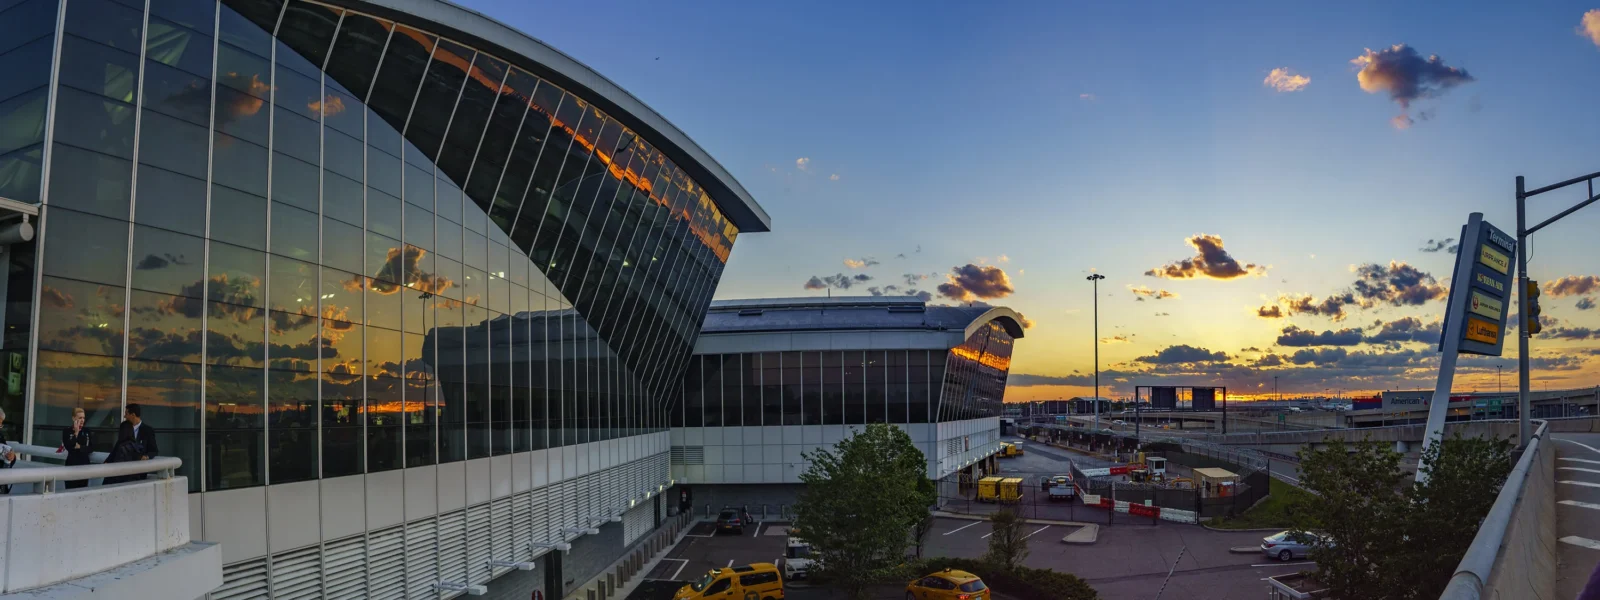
[1516,176,1531,448]
[1089,273,1105,431]
[1419,212,1484,483]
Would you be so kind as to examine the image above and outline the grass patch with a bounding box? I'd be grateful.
[1206,477,1313,530]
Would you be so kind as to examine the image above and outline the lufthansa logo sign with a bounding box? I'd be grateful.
[1465,316,1500,345]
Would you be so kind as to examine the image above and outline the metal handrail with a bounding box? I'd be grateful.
[0,442,179,493]
[1439,419,1550,599]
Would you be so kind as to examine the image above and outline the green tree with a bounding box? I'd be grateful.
[794,424,934,599]
[1292,435,1513,600]
[984,508,1030,569]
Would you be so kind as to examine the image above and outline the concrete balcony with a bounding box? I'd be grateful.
[0,445,220,599]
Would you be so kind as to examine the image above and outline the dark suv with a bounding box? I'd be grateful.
[716,507,753,534]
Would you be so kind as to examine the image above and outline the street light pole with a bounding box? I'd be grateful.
[1515,170,1600,446]
[1088,273,1105,431]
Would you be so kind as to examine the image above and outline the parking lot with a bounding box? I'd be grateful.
[631,436,1310,599]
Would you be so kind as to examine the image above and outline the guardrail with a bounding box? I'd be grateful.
[3,442,179,493]
[1439,419,1553,600]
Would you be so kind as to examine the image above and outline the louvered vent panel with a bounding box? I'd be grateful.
[467,503,493,584]
[513,490,533,560]
[368,525,406,600]
[405,518,439,599]
[211,558,269,600]
[562,480,578,534]
[670,446,704,465]
[490,498,513,575]
[324,534,368,600]
[438,510,468,592]
[270,546,322,600]
[530,486,551,554]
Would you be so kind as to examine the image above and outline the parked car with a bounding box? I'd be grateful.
[1261,530,1323,561]
[783,537,816,579]
[906,568,990,600]
[1047,475,1075,501]
[716,507,754,534]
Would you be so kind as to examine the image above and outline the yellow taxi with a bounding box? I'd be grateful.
[675,563,784,600]
[905,568,991,600]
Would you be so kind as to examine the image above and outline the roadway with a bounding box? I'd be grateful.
[1554,433,1600,598]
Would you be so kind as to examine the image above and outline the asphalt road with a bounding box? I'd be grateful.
[1554,433,1600,598]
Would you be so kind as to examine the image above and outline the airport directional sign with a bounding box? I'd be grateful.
[1440,216,1516,356]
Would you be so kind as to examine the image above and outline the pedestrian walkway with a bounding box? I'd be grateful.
[1555,434,1600,599]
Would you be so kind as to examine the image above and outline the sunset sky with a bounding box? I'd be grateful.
[464,0,1600,400]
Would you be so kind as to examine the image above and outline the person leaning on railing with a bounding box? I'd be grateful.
[103,404,158,486]
[57,407,93,489]
[0,407,17,494]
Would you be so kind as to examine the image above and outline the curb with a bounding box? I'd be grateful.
[930,511,1090,528]
[1228,546,1263,554]
[1202,523,1288,533]
[1060,523,1099,545]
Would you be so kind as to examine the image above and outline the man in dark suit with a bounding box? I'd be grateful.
[103,404,158,485]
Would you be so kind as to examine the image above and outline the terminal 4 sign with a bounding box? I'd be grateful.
[1440,216,1517,356]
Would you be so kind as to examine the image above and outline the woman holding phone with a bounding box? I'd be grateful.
[60,407,92,489]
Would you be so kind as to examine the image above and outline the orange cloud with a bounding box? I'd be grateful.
[1263,68,1310,92]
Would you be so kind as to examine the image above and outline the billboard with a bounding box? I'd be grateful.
[1439,217,1517,357]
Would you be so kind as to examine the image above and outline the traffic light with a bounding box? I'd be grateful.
[1526,280,1542,335]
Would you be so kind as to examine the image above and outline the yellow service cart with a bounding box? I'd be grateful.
[977,476,1004,502]
[998,477,1024,503]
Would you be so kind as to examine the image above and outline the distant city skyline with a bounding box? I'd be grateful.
[466,0,1600,399]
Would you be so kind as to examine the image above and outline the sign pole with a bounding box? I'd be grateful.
[1516,176,1530,448]
[1419,213,1483,483]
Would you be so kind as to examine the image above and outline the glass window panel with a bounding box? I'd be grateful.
[367,24,432,130]
[320,268,362,327]
[208,241,264,307]
[37,276,125,356]
[367,146,401,198]
[323,171,363,226]
[127,289,204,361]
[269,201,318,261]
[137,111,208,180]
[367,280,401,333]
[367,374,403,472]
[272,107,318,162]
[464,231,487,271]
[210,184,267,250]
[401,283,429,335]
[367,325,401,376]
[404,376,436,467]
[133,164,206,236]
[324,129,363,180]
[218,0,281,53]
[366,231,401,283]
[0,0,59,57]
[65,0,144,53]
[206,300,264,367]
[212,134,268,197]
[121,358,199,490]
[267,309,317,371]
[404,203,432,251]
[405,40,474,167]
[322,318,360,377]
[368,189,401,239]
[215,42,271,100]
[323,13,389,102]
[206,362,265,489]
[404,163,433,209]
[436,218,462,260]
[212,86,268,144]
[320,86,362,140]
[150,0,214,35]
[54,87,136,159]
[130,224,203,296]
[43,208,128,285]
[437,177,463,223]
[438,56,506,183]
[266,367,317,485]
[762,352,782,427]
[273,0,339,78]
[460,266,484,306]
[136,60,211,127]
[0,88,49,157]
[802,351,823,425]
[34,350,123,450]
[57,35,139,103]
[267,254,316,314]
[145,18,213,79]
[321,216,362,274]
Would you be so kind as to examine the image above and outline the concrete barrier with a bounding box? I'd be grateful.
[1439,420,1555,600]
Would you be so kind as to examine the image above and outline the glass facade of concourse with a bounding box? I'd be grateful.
[4,0,741,493]
[676,320,1016,427]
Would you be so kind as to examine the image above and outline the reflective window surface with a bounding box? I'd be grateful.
[28,0,743,494]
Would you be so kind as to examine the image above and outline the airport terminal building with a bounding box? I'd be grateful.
[670,297,1023,511]
[0,0,769,596]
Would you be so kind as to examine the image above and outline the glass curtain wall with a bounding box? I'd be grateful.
[677,349,968,427]
[935,321,1014,422]
[28,0,738,493]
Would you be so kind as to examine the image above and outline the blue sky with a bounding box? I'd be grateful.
[462,0,1600,398]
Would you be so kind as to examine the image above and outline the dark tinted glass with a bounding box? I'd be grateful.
[0,0,59,58]
[210,184,267,250]
[43,208,128,284]
[48,144,132,219]
[138,110,209,179]
[206,362,264,489]
[65,0,144,53]
[368,189,402,239]
[0,39,50,105]
[212,134,268,197]
[34,351,123,450]
[323,13,390,100]
[141,60,211,127]
[366,25,432,127]
[129,225,204,295]
[266,367,316,484]
[37,276,125,356]
[145,18,214,79]
[269,153,317,211]
[208,241,265,307]
[322,216,362,273]
[218,0,281,55]
[126,290,203,362]
[405,39,474,166]
[269,201,318,261]
[273,0,339,77]
[53,87,136,159]
[323,171,364,226]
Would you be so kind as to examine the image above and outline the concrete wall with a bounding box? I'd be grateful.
[1481,430,1556,599]
[670,418,999,486]
[676,483,805,519]
[1,476,194,592]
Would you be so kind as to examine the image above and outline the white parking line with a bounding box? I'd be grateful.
[943,522,981,536]
[1562,467,1600,475]
[662,558,690,580]
[1561,480,1600,489]
[1561,500,1600,511]
[1561,536,1600,550]
[726,559,735,568]
[1022,526,1050,539]
[1563,458,1600,466]
[752,522,763,537]
[1252,562,1312,567]
[1559,439,1600,455]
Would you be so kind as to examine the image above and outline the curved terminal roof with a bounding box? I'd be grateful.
[346,0,770,232]
[698,297,1024,354]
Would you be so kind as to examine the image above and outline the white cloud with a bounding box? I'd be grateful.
[1263,68,1310,92]
[1078,93,1097,101]
[1582,9,1600,47]
[795,157,810,171]
[998,254,1010,263]
[829,173,839,181]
